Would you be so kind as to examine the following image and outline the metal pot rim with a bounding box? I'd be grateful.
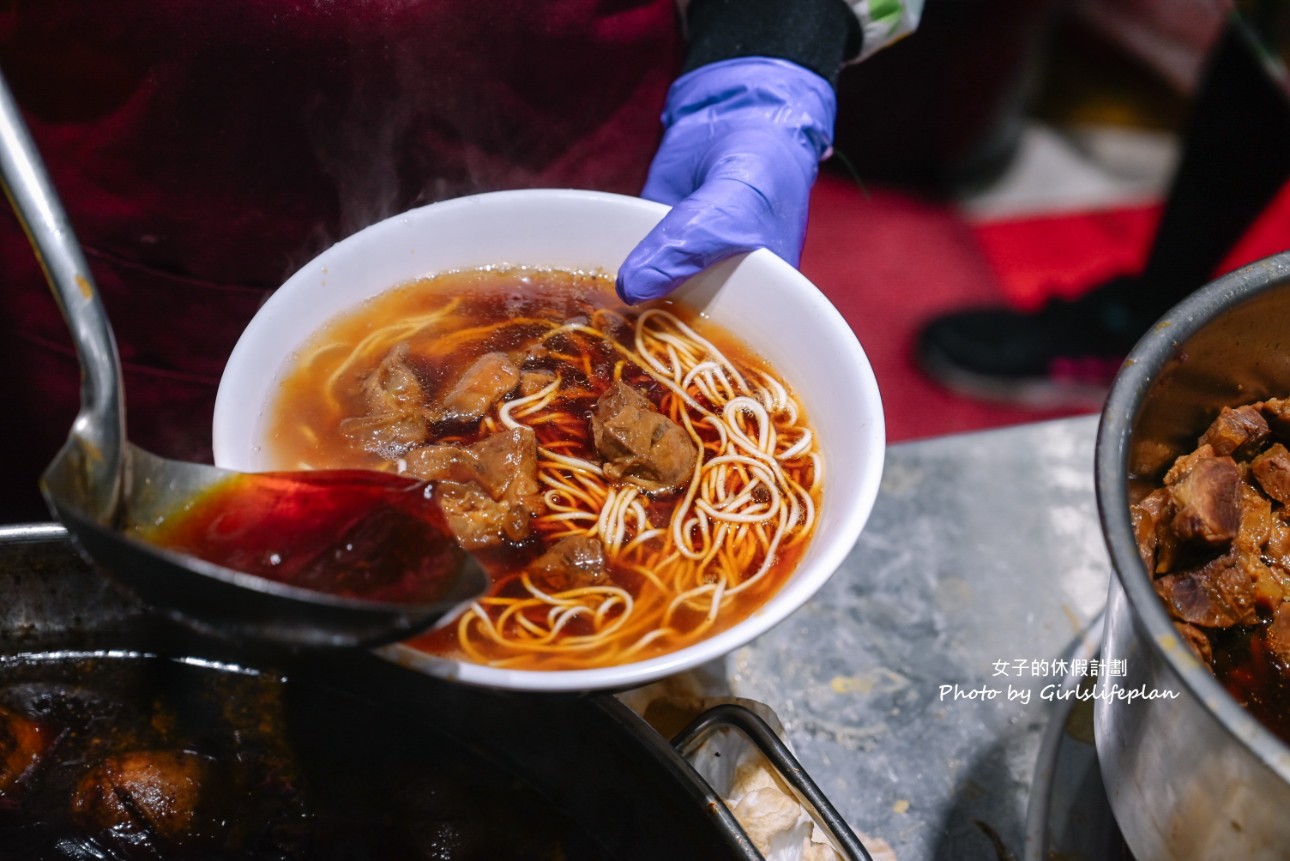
[1094,250,1290,782]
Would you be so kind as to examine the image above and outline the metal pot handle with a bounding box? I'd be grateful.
[671,702,875,861]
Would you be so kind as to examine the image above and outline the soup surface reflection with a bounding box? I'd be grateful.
[267,267,822,670]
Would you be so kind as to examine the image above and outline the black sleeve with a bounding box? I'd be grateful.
[681,0,862,86]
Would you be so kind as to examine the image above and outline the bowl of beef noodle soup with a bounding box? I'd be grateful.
[214,189,884,691]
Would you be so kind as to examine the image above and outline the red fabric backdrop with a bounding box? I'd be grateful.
[800,171,1290,442]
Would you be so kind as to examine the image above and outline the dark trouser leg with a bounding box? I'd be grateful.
[1128,17,1290,318]
[917,16,1290,407]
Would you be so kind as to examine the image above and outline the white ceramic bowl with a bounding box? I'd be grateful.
[214,189,884,692]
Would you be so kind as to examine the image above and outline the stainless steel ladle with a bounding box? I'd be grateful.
[0,70,485,649]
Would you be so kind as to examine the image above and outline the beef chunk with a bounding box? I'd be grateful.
[362,343,424,414]
[1265,518,1290,571]
[1234,550,1279,614]
[0,705,47,792]
[1131,488,1173,574]
[1155,551,1262,627]
[406,427,539,500]
[404,444,470,484]
[519,368,559,397]
[434,482,535,550]
[406,428,543,549]
[1167,452,1241,546]
[590,381,697,494]
[1175,621,1213,665]
[1230,485,1290,609]
[1199,405,1270,458]
[71,750,217,844]
[341,343,429,456]
[342,412,428,458]
[1266,602,1290,667]
[1236,482,1275,552]
[469,427,542,501]
[1270,568,1290,608]
[432,352,520,424]
[1238,497,1290,618]
[1253,443,1290,505]
[1163,443,1216,485]
[1131,438,1181,480]
[1260,398,1290,437]
[530,535,606,592]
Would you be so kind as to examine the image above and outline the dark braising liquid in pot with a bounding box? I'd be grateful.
[0,653,611,859]
[1211,626,1290,741]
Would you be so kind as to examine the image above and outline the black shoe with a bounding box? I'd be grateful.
[916,278,1157,408]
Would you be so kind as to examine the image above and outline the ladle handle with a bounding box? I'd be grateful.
[0,68,124,438]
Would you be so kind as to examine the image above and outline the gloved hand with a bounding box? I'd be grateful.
[617,56,837,304]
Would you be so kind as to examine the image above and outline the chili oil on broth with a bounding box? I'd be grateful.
[266,266,822,670]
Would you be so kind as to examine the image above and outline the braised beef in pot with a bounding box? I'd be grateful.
[0,652,610,859]
[1133,398,1290,742]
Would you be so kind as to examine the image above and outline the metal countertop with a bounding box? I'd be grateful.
[726,414,1112,861]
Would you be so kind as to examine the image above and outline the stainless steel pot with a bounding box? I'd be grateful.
[1094,251,1290,860]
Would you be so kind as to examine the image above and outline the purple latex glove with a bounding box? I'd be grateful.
[617,56,836,304]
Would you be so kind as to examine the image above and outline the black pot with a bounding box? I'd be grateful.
[0,523,866,860]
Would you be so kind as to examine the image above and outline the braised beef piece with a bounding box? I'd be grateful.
[362,343,425,415]
[590,381,697,494]
[340,415,417,449]
[1235,486,1290,611]
[70,749,220,845]
[341,343,430,456]
[405,427,544,549]
[343,348,524,455]
[1248,560,1285,615]
[530,535,606,592]
[519,368,559,397]
[1132,487,1173,574]
[1166,450,1241,546]
[1266,602,1290,667]
[433,482,540,551]
[1199,404,1270,458]
[1175,621,1213,665]
[1253,443,1290,505]
[463,427,543,511]
[1261,398,1290,437]
[406,427,538,500]
[1265,518,1290,577]
[1130,438,1180,481]
[0,705,47,793]
[1236,482,1275,550]
[1154,551,1262,628]
[432,351,520,424]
